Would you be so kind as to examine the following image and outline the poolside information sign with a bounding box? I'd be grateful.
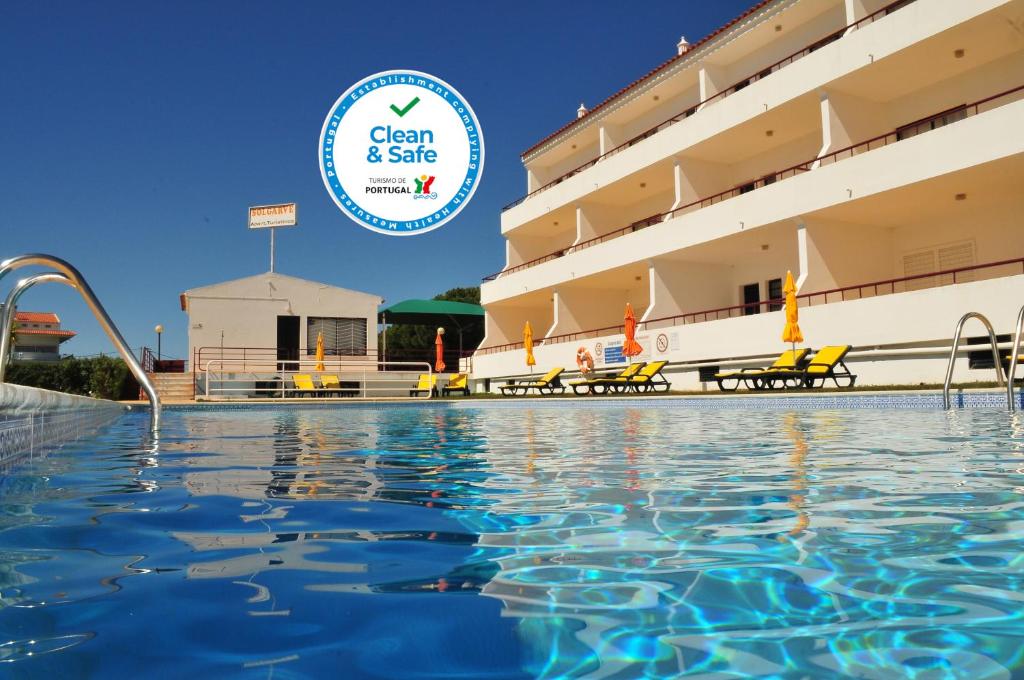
[318,70,485,236]
[248,203,297,272]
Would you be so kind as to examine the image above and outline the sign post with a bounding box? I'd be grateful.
[248,203,298,272]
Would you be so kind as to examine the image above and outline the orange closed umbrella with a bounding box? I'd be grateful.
[434,327,446,373]
[781,270,803,353]
[315,331,325,371]
[622,303,643,360]
[524,321,536,369]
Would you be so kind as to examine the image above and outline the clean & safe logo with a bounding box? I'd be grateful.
[318,70,484,236]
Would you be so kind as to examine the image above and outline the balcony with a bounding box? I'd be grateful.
[477,257,1024,355]
[484,83,1024,284]
[502,0,920,213]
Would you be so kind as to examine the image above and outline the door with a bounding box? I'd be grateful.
[277,315,300,371]
[742,283,760,315]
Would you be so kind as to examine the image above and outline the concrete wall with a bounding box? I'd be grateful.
[185,272,381,369]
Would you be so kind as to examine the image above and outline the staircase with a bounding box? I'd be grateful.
[149,373,195,402]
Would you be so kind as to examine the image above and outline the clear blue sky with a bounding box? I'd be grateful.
[2,0,752,359]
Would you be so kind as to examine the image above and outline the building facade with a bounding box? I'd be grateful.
[12,311,75,362]
[476,0,1024,388]
[182,272,382,376]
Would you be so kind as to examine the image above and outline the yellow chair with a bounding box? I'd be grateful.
[714,349,810,392]
[767,345,856,389]
[442,373,470,396]
[319,374,356,397]
[291,374,318,397]
[410,374,438,397]
[571,362,645,395]
[598,360,671,393]
[499,367,566,396]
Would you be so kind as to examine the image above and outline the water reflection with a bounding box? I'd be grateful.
[0,406,1022,677]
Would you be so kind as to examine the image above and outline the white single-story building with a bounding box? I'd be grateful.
[181,272,382,376]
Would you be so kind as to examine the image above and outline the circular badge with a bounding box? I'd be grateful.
[656,333,669,353]
[319,70,485,236]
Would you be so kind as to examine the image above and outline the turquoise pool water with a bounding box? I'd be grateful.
[0,404,1022,678]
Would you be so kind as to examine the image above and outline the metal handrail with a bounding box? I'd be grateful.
[0,254,161,433]
[942,312,1005,410]
[1007,304,1024,412]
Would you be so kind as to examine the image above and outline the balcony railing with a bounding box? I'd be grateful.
[476,257,1024,355]
[483,83,1024,283]
[501,0,919,212]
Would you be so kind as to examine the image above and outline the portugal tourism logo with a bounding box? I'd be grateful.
[318,70,484,236]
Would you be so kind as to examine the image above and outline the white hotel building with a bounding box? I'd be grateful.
[475,0,1024,389]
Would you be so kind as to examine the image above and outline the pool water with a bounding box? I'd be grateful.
[0,404,1022,678]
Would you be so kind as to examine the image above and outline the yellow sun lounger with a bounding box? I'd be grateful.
[410,374,438,397]
[291,374,318,397]
[571,362,645,395]
[442,373,470,396]
[591,360,671,393]
[714,349,810,392]
[764,345,856,389]
[319,374,358,397]
[499,367,566,396]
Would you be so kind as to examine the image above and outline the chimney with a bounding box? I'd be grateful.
[576,102,588,119]
[677,35,691,56]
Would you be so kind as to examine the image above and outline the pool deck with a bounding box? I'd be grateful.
[121,386,1023,410]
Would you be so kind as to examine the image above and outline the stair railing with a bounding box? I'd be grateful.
[0,254,161,433]
[1006,304,1024,413]
[942,312,1005,410]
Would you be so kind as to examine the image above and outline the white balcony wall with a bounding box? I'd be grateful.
[547,277,649,338]
[484,96,1024,302]
[507,227,575,267]
[802,219,895,292]
[577,188,674,242]
[618,83,701,142]
[484,299,553,347]
[714,2,847,87]
[646,260,733,321]
[476,274,1024,385]
[502,0,1010,232]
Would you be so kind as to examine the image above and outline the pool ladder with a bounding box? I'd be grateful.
[942,306,1024,411]
[0,254,160,433]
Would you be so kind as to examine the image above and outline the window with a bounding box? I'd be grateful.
[901,240,975,291]
[742,283,761,315]
[738,181,756,194]
[766,278,783,312]
[307,317,367,356]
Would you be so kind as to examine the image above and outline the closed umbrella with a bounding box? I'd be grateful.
[622,303,643,361]
[434,327,446,373]
[781,270,803,355]
[315,331,325,371]
[524,321,536,370]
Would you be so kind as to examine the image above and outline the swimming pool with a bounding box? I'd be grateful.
[0,403,1021,678]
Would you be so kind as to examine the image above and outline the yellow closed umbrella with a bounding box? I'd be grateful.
[315,330,325,371]
[781,270,803,354]
[524,321,536,370]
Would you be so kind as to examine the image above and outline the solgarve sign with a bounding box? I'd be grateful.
[319,70,484,236]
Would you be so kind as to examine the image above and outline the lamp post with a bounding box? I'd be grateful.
[154,324,163,361]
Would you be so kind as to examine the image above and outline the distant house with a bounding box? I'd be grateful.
[180,272,382,371]
[12,311,76,362]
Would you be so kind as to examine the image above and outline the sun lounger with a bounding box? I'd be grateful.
[410,374,438,397]
[291,374,318,397]
[765,345,856,389]
[714,349,810,392]
[499,367,566,396]
[571,362,645,395]
[319,374,358,397]
[442,373,470,396]
[619,360,671,393]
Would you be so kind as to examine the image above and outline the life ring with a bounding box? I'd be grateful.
[576,347,594,376]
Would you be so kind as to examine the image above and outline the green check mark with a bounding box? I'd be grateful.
[389,96,420,118]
